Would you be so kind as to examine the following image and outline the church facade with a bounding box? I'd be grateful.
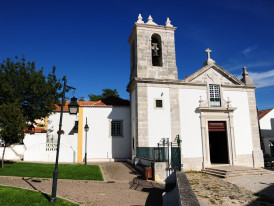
[127,15,264,170]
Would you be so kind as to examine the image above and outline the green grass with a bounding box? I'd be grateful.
[0,185,78,206]
[0,162,103,180]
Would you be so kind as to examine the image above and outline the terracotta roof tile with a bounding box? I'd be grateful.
[258,109,273,120]
[53,96,129,111]
[54,101,96,112]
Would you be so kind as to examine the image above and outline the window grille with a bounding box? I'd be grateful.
[209,84,221,107]
[155,100,163,108]
[111,121,123,136]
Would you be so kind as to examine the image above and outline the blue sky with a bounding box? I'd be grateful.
[0,0,273,110]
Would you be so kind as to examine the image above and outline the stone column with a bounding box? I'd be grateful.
[247,89,264,168]
[169,87,181,141]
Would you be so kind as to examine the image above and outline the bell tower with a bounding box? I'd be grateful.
[128,14,178,80]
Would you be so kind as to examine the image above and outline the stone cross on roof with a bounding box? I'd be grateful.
[205,48,212,60]
[203,48,215,65]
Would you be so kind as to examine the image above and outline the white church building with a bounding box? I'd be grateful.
[1,15,264,172]
[127,15,263,170]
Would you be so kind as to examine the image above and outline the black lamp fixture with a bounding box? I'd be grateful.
[68,97,79,114]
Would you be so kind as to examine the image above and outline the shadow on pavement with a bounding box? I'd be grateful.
[129,177,165,206]
[22,177,51,202]
[247,182,274,206]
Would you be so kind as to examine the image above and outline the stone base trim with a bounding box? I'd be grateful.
[234,154,253,167]
[182,157,203,171]
[252,150,264,168]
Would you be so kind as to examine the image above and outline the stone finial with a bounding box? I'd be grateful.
[146,15,157,25]
[204,48,215,65]
[165,17,173,27]
[241,67,254,85]
[136,14,144,23]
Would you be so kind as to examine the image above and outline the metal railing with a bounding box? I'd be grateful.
[46,143,57,151]
[136,147,168,162]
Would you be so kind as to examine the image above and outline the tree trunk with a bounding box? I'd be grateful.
[1,146,6,168]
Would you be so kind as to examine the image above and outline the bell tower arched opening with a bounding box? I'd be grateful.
[151,34,162,67]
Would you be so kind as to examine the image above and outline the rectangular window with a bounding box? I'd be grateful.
[155,100,163,108]
[111,120,123,136]
[209,84,221,107]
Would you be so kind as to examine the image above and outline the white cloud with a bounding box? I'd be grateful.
[236,69,274,88]
[242,45,257,56]
[249,70,274,88]
[228,61,273,71]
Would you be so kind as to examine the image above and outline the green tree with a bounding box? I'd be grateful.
[0,103,26,168]
[0,56,63,122]
[88,88,120,101]
[78,97,85,101]
[0,56,63,168]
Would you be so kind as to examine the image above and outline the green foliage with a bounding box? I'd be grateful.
[78,97,85,101]
[0,56,63,122]
[0,103,26,168]
[88,88,120,101]
[0,162,104,180]
[0,185,78,206]
[0,103,26,145]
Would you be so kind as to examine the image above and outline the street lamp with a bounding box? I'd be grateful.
[84,118,89,165]
[51,77,78,203]
[68,97,79,114]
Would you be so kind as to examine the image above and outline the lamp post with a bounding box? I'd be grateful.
[84,118,89,165]
[51,77,79,203]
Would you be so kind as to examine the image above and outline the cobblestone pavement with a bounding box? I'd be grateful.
[186,171,274,206]
[0,162,164,206]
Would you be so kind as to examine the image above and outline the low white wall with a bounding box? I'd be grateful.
[0,145,25,161]
[24,134,77,162]
[0,133,77,163]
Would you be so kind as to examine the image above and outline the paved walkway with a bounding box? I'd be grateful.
[225,169,274,204]
[0,162,164,206]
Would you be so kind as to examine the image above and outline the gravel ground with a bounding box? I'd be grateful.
[186,171,274,206]
[0,162,164,206]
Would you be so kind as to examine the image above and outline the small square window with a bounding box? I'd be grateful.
[111,120,123,136]
[155,100,163,108]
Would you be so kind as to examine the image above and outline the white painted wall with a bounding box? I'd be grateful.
[260,109,274,135]
[47,112,79,136]
[0,145,25,161]
[147,87,171,147]
[179,88,206,158]
[0,133,77,162]
[82,107,130,161]
[223,90,253,155]
[259,109,274,156]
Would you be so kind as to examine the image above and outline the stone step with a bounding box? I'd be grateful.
[202,167,271,178]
